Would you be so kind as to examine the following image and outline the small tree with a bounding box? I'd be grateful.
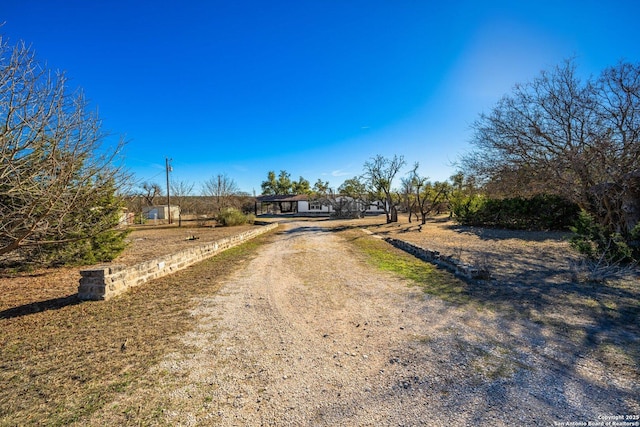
[362,154,406,223]
[170,180,195,226]
[337,177,374,218]
[400,175,418,223]
[404,164,450,224]
[0,36,128,263]
[448,172,484,221]
[202,173,240,212]
[308,185,343,217]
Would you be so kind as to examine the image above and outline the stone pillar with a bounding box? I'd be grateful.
[78,265,126,301]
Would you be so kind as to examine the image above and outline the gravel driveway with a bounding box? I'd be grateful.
[153,221,638,426]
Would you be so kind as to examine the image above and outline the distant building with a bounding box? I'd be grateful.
[142,205,180,221]
[255,194,385,216]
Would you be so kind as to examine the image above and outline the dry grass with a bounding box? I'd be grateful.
[339,215,640,387]
[0,223,261,313]
[0,226,275,426]
[116,223,258,266]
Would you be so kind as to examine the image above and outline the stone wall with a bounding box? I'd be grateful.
[78,223,278,301]
[383,237,491,280]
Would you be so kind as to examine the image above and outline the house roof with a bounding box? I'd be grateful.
[256,194,309,203]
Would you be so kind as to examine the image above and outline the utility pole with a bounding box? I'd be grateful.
[166,157,172,224]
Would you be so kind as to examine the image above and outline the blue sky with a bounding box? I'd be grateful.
[2,1,639,194]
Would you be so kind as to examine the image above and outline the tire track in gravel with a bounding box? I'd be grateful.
[152,221,639,426]
[167,223,418,426]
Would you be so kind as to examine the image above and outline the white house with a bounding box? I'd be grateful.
[298,197,385,215]
[255,195,385,216]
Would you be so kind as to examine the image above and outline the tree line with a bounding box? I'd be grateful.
[125,174,254,226]
[256,59,640,263]
[256,155,458,225]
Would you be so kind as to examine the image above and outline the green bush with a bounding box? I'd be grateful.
[19,181,131,267]
[216,208,255,226]
[570,210,638,264]
[450,194,485,221]
[43,229,130,266]
[453,194,579,231]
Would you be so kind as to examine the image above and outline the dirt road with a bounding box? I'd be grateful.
[146,221,637,426]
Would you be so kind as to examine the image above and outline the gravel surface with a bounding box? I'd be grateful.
[145,220,638,426]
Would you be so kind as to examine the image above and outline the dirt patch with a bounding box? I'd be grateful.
[116,223,259,266]
[376,218,575,280]
[0,224,260,313]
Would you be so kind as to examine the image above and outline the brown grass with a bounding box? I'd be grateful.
[0,228,275,426]
[340,215,640,386]
[0,223,261,314]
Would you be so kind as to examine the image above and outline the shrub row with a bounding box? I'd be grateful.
[453,194,580,231]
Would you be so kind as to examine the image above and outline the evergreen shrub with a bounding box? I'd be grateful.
[216,208,255,226]
[453,194,579,231]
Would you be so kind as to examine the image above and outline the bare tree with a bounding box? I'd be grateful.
[170,180,195,226]
[310,177,372,218]
[141,182,163,206]
[338,177,375,218]
[463,59,640,239]
[0,36,128,258]
[202,173,240,212]
[362,154,406,223]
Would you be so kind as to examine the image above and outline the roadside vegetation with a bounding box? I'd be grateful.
[215,207,255,226]
[252,59,640,273]
[344,229,472,305]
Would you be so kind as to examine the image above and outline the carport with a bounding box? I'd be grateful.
[255,194,308,215]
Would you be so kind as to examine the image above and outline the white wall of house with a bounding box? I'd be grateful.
[297,198,386,214]
[298,200,332,213]
[366,202,386,213]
